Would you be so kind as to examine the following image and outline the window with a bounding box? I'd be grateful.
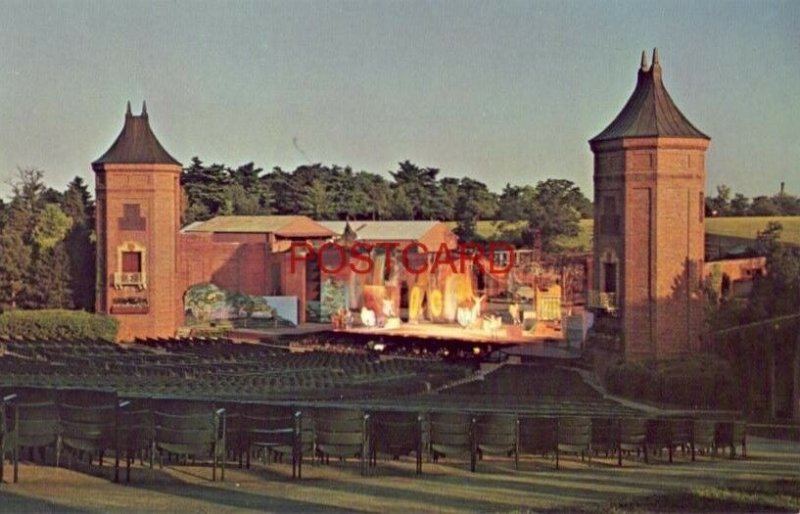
[121,251,142,273]
[600,196,621,235]
[603,262,617,294]
[119,204,146,231]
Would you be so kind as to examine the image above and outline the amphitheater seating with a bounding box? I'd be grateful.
[429,412,476,471]
[617,417,648,466]
[556,416,592,469]
[474,413,519,470]
[57,388,121,482]
[230,404,303,478]
[1,387,61,483]
[368,410,423,474]
[518,415,556,456]
[691,418,717,460]
[118,400,155,482]
[716,420,747,458]
[311,407,369,475]
[154,405,226,481]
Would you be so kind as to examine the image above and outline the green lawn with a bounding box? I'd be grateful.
[2,438,798,513]
[452,217,800,250]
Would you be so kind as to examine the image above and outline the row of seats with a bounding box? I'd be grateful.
[0,386,748,486]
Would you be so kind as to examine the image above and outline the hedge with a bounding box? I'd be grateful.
[604,353,737,410]
[0,310,119,342]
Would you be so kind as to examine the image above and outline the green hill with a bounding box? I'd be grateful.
[448,217,800,250]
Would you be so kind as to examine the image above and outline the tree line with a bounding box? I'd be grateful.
[706,184,800,217]
[0,160,592,311]
[0,169,94,311]
[182,158,593,251]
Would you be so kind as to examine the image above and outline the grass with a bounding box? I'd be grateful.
[451,217,800,250]
[2,438,798,513]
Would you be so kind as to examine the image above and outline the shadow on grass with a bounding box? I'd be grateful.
[541,481,800,513]
[0,490,91,513]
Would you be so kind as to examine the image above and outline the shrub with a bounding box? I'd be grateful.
[0,309,119,342]
[604,353,736,410]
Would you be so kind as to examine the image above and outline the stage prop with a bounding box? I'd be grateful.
[184,282,298,328]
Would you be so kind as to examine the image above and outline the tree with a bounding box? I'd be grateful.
[229,162,272,214]
[32,203,72,250]
[300,178,334,219]
[729,193,750,216]
[453,177,498,241]
[389,161,448,220]
[499,179,587,252]
[62,177,96,311]
[750,196,781,216]
[181,157,233,223]
[706,184,731,216]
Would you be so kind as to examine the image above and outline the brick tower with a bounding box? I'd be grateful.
[589,49,710,360]
[93,102,182,341]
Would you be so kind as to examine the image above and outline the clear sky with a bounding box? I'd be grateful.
[1,0,798,200]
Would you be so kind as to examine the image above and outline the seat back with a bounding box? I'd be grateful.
[57,388,118,453]
[590,417,615,453]
[474,413,517,456]
[518,416,557,455]
[618,417,647,448]
[10,388,60,448]
[557,416,591,453]
[311,407,368,459]
[370,410,421,458]
[429,412,474,459]
[154,409,223,456]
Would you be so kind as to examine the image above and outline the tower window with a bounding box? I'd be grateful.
[119,204,146,231]
[122,251,142,273]
[603,262,617,294]
[600,196,621,235]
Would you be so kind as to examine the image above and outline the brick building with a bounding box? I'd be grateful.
[589,49,710,360]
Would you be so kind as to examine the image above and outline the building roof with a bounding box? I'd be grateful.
[320,220,444,241]
[93,102,182,166]
[183,215,336,238]
[590,49,709,143]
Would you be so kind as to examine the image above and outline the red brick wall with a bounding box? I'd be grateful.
[591,137,709,360]
[94,163,182,341]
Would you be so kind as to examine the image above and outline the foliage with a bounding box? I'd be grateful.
[706,183,800,216]
[498,179,589,252]
[0,309,118,341]
[32,203,72,249]
[604,353,737,409]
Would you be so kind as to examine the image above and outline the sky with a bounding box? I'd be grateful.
[1,0,798,200]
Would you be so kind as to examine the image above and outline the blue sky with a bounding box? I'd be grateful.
[1,0,798,199]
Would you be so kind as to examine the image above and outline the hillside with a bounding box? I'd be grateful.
[450,217,800,250]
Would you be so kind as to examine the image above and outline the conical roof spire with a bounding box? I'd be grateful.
[590,49,708,143]
[93,103,181,167]
[640,50,649,71]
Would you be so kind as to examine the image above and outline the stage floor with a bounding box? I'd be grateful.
[335,320,565,345]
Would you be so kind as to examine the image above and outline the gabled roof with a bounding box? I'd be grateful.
[591,49,709,143]
[183,215,335,238]
[320,220,443,241]
[93,102,181,167]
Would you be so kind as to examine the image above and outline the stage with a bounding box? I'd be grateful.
[335,319,565,345]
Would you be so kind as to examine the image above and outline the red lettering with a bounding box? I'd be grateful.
[289,241,313,273]
[349,242,374,275]
[431,243,457,274]
[458,242,484,274]
[318,242,346,274]
[401,242,429,274]
[375,242,399,276]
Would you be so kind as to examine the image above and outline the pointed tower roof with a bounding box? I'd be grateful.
[591,49,709,143]
[93,102,181,166]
